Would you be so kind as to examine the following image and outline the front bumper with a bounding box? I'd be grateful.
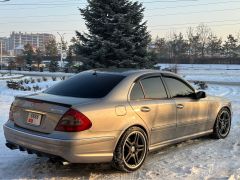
[3,123,115,163]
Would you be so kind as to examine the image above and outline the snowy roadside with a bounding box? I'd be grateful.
[157,64,240,85]
[0,70,74,77]
[0,74,24,80]
[0,73,240,179]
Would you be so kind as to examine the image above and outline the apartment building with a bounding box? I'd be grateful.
[4,32,55,55]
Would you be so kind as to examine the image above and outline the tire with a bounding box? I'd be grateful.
[213,108,231,139]
[112,126,148,172]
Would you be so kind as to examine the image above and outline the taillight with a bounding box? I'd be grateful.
[55,108,92,132]
[9,103,14,121]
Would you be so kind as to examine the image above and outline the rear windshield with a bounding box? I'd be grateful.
[44,72,126,98]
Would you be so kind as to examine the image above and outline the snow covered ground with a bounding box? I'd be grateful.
[0,74,24,80]
[0,70,74,77]
[0,66,240,179]
[158,64,240,84]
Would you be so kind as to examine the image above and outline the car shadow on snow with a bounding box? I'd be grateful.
[2,135,216,179]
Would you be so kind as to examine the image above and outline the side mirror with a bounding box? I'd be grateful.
[195,91,206,99]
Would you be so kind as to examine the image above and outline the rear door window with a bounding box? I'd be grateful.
[130,82,145,100]
[140,77,168,99]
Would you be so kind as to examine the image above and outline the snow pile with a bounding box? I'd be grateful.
[0,74,24,80]
[0,70,74,77]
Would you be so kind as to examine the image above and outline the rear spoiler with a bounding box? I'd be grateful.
[15,96,72,108]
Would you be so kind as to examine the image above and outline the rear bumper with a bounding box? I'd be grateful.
[3,123,115,163]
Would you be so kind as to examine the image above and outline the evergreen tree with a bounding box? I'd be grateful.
[74,0,151,68]
[223,34,238,58]
[45,38,58,57]
[207,34,222,57]
[35,48,43,70]
[23,43,34,66]
[171,33,188,59]
[49,60,59,72]
[45,38,59,72]
[154,37,168,58]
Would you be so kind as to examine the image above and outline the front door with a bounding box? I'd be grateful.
[162,75,209,137]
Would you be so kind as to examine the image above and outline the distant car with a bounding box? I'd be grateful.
[4,69,232,172]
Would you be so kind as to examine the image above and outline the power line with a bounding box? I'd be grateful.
[0,2,84,6]
[141,0,198,3]
[146,7,240,17]
[0,4,80,11]
[1,6,240,23]
[1,18,240,34]
[146,0,240,11]
[0,0,198,5]
[150,22,240,31]
[2,13,79,19]
[0,0,230,11]
[1,0,239,16]
[0,0,199,9]
[150,19,240,28]
[1,22,240,37]
[0,19,83,25]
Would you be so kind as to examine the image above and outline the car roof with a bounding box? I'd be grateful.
[88,69,176,77]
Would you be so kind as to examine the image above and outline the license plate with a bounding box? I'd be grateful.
[27,112,42,126]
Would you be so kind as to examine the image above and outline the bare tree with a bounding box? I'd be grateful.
[186,27,201,62]
[154,36,168,58]
[196,23,212,58]
[207,33,222,57]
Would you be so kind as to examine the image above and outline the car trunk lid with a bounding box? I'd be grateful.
[12,93,95,134]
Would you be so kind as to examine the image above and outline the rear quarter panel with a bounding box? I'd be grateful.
[72,100,151,149]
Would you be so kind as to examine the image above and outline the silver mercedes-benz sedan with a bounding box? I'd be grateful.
[4,69,231,172]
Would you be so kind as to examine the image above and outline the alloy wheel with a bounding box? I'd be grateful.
[217,110,231,137]
[123,131,147,169]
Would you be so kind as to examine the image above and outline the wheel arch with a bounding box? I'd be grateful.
[213,105,232,127]
[222,106,231,115]
[216,106,232,119]
[113,124,150,151]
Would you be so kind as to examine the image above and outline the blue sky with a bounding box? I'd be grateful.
[1,0,240,43]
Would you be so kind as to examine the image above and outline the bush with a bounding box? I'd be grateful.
[42,77,48,81]
[19,80,24,85]
[52,77,57,81]
[162,65,178,74]
[60,76,65,80]
[37,78,41,83]
[33,85,41,92]
[24,79,30,84]
[6,81,20,90]
[194,81,208,90]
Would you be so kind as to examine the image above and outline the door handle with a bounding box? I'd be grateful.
[140,106,151,112]
[177,104,184,109]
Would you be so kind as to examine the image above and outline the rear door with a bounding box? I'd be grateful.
[129,75,177,145]
[162,74,209,137]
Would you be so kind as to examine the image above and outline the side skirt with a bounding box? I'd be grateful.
[149,130,213,152]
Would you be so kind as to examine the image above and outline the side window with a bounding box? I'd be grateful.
[141,77,168,99]
[163,76,194,98]
[130,82,144,100]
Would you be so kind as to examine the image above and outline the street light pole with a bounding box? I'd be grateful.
[0,41,2,70]
[57,32,66,68]
[0,1,9,70]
